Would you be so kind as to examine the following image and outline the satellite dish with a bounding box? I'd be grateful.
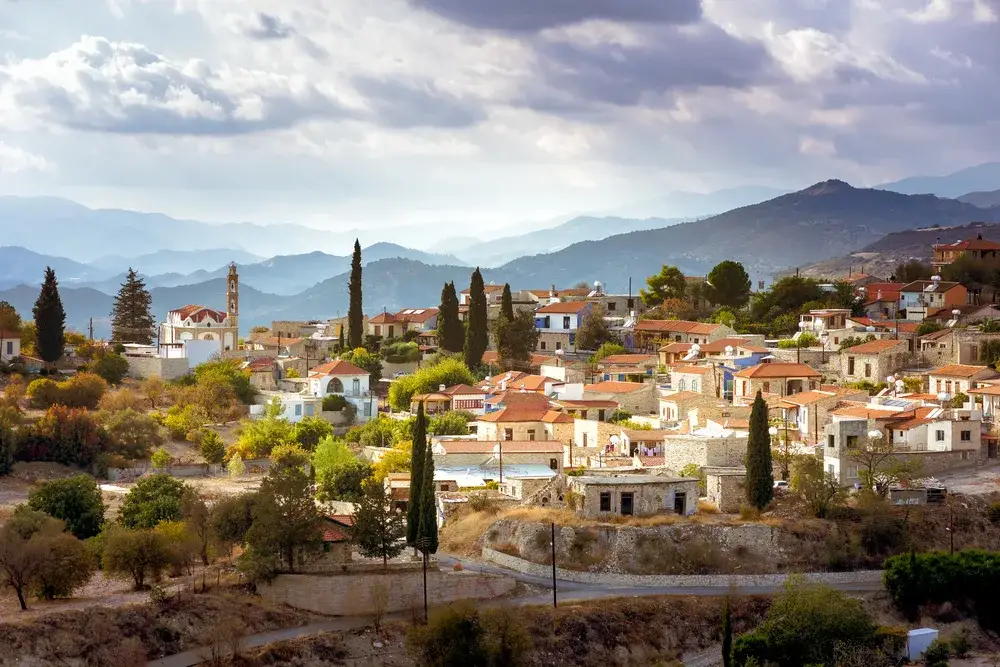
[610,435,620,446]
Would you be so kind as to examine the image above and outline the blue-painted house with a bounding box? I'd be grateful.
[534,301,592,353]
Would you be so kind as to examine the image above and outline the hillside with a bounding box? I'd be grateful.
[0,246,105,289]
[799,221,1000,278]
[958,189,1000,208]
[495,180,998,292]
[88,248,264,276]
[878,162,1000,198]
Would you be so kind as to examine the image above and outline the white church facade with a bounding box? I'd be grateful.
[158,263,240,359]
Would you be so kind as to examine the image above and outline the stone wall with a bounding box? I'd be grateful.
[569,478,699,517]
[841,348,909,384]
[106,463,224,481]
[891,447,983,476]
[537,331,573,353]
[261,570,516,616]
[481,547,883,589]
[662,434,747,470]
[705,468,745,513]
[125,355,189,380]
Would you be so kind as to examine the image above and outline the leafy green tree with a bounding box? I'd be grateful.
[35,529,94,600]
[293,416,334,451]
[942,253,989,286]
[193,358,256,405]
[745,391,774,510]
[33,267,66,364]
[493,310,540,371]
[317,459,373,503]
[245,453,322,573]
[312,435,358,480]
[102,408,163,460]
[28,474,105,539]
[233,397,296,459]
[406,602,531,667]
[500,283,514,320]
[576,304,613,351]
[792,457,847,518]
[407,405,427,549]
[199,429,227,464]
[210,492,257,556]
[640,265,686,307]
[348,239,364,349]
[90,353,130,385]
[119,473,188,529]
[0,301,21,333]
[590,342,627,364]
[352,479,405,568]
[417,441,438,555]
[893,260,932,283]
[429,411,473,436]
[110,268,155,345]
[388,357,476,411]
[464,268,488,370]
[707,261,752,309]
[151,448,172,468]
[847,434,922,497]
[341,346,383,385]
[180,489,211,565]
[916,321,943,336]
[101,524,171,590]
[0,506,72,609]
[437,281,464,353]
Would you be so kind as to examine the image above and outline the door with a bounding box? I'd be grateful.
[673,492,686,515]
[620,492,634,516]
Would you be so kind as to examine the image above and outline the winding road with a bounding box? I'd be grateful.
[147,554,884,667]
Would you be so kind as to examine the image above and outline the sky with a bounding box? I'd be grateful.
[1,0,999,233]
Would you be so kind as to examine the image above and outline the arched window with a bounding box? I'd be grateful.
[326,378,344,394]
[678,378,687,391]
[691,380,699,393]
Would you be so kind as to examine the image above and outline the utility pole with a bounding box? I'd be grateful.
[89,317,94,341]
[551,522,557,608]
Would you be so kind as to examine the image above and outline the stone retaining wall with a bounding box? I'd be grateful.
[261,570,516,615]
[482,547,883,588]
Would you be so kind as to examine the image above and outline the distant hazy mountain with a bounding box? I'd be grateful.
[0,246,107,288]
[495,180,998,292]
[603,185,790,219]
[455,215,688,267]
[0,196,364,262]
[957,189,1000,208]
[878,163,1000,198]
[89,249,265,276]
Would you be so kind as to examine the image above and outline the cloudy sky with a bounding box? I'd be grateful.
[0,0,998,233]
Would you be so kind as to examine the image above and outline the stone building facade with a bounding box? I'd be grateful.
[704,467,746,513]
[662,433,748,471]
[568,474,699,517]
[840,339,909,384]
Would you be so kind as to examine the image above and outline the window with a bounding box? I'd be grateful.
[363,402,372,417]
[846,435,858,448]
[762,381,770,393]
[304,404,315,417]
[598,410,606,421]
[620,492,634,515]
[4,342,10,355]
[549,458,558,470]
[678,379,687,391]
[828,435,835,448]
[504,428,514,441]
[691,380,699,392]
[527,429,536,441]
[294,404,302,416]
[864,363,871,378]
[961,430,971,441]
[936,380,942,392]
[440,484,449,491]
[544,316,551,328]
[374,325,381,336]
[582,433,589,447]
[946,380,953,394]
[540,341,547,350]
[936,429,945,441]
[848,357,855,375]
[555,342,562,351]
[353,379,361,395]
[607,302,616,312]
[563,316,571,329]
[599,492,611,512]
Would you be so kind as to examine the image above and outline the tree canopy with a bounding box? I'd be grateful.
[119,473,189,529]
[28,474,105,539]
[706,260,752,309]
[388,357,476,411]
[493,310,539,372]
[640,265,686,307]
[745,391,774,510]
[33,267,66,364]
[110,268,155,345]
[348,239,364,349]
[464,268,489,370]
[353,479,405,568]
[437,281,464,354]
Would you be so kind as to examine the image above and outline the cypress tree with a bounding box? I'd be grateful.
[110,268,155,345]
[348,239,363,349]
[407,404,427,549]
[464,268,488,370]
[33,267,66,364]
[500,283,514,321]
[337,323,345,352]
[721,596,733,667]
[745,390,774,509]
[418,442,439,555]
[437,281,463,353]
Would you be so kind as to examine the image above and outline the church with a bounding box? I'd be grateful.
[158,263,240,357]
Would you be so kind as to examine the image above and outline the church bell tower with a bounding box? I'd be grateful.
[226,263,239,330]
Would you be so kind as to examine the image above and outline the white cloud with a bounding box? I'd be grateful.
[0,142,52,173]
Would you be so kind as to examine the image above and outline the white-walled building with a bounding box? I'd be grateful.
[159,263,240,356]
[0,329,20,363]
[307,359,378,422]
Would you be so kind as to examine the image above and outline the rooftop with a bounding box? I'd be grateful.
[309,359,369,376]
[536,301,591,314]
[734,363,821,379]
[844,339,908,354]
[584,380,651,393]
[930,363,997,378]
[635,319,723,335]
[571,474,698,486]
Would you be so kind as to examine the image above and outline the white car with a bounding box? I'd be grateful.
[773,480,789,492]
[393,371,410,379]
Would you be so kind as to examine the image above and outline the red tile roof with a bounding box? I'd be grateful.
[434,441,496,454]
[934,236,1000,251]
[394,308,439,324]
[309,359,369,376]
[843,339,907,354]
[441,384,485,396]
[536,301,591,314]
[481,351,554,367]
[636,319,723,335]
[170,304,227,322]
[658,342,694,353]
[370,312,398,324]
[734,363,821,379]
[496,441,565,453]
[931,364,996,378]
[600,354,658,365]
[584,381,651,393]
[672,365,715,376]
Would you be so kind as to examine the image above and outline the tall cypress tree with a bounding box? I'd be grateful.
[464,268,488,370]
[33,267,66,364]
[110,268,155,344]
[721,596,733,667]
[437,281,463,354]
[347,239,363,349]
[500,283,514,321]
[418,443,439,555]
[407,404,427,549]
[337,323,345,351]
[745,390,774,509]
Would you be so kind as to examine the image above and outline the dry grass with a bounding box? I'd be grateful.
[697,499,720,514]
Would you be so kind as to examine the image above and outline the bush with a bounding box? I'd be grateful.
[467,492,497,514]
[18,406,107,467]
[777,333,819,349]
[164,404,209,440]
[608,409,633,424]
[322,394,349,412]
[316,460,373,504]
[102,525,171,590]
[406,602,530,667]
[58,372,109,409]
[388,357,475,411]
[988,501,1000,526]
[192,359,256,404]
[90,354,129,385]
[119,473,188,529]
[381,341,421,364]
[98,387,148,412]
[35,532,95,600]
[26,378,61,408]
[28,474,106,539]
[922,638,950,666]
[199,430,227,464]
[949,629,971,658]
[884,550,1000,629]
[100,408,163,460]
[151,448,172,468]
[294,416,334,451]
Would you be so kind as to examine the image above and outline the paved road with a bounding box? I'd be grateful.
[149,554,883,667]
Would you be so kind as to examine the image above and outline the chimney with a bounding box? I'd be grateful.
[978,233,984,240]
[439,384,446,392]
[550,284,557,298]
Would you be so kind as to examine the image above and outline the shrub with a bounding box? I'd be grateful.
[192,359,256,405]
[988,501,1000,526]
[18,406,107,467]
[101,408,163,460]
[98,387,148,412]
[316,460,373,504]
[164,404,209,440]
[468,492,497,513]
[922,639,950,666]
[102,525,171,590]
[28,474,105,539]
[949,629,971,658]
[90,354,129,385]
[406,602,530,667]
[199,430,227,464]
[26,378,61,408]
[58,372,109,409]
[154,520,200,576]
[381,341,421,364]
[322,394,349,411]
[119,473,188,529]
[387,357,475,411]
[738,504,761,521]
[151,448,172,468]
[777,333,818,349]
[294,416,334,451]
[35,532,95,600]
[608,409,633,424]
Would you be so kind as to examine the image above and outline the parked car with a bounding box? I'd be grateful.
[773,480,789,493]
[393,371,410,379]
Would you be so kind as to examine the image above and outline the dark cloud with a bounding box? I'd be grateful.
[241,13,295,40]
[407,0,702,32]
[519,24,778,111]
[352,76,487,128]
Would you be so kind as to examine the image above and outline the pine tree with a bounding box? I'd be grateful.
[722,596,733,667]
[33,267,66,364]
[437,282,463,353]
[406,404,427,549]
[745,390,774,509]
[348,239,363,349]
[417,443,438,555]
[353,480,406,569]
[500,283,514,321]
[464,268,488,370]
[110,268,155,345]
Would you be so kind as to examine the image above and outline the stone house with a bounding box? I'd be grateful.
[598,354,659,382]
[933,234,1000,273]
[498,476,553,501]
[247,356,279,391]
[246,336,307,359]
[307,359,378,423]
[567,474,699,517]
[777,388,869,445]
[583,380,658,414]
[924,304,1000,326]
[550,399,618,421]
[928,364,1000,401]
[658,391,727,424]
[732,363,821,404]
[670,364,717,395]
[493,441,565,472]
[704,467,745,513]
[633,319,736,352]
[475,404,574,442]
[619,429,667,457]
[920,328,956,366]
[314,515,353,568]
[841,338,910,384]
[661,431,749,471]
[572,418,626,454]
[534,301,592,353]
[430,440,497,466]
[368,308,439,340]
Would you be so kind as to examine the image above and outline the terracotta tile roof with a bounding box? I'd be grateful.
[496,441,565,452]
[672,365,715,376]
[864,282,904,301]
[370,312,398,324]
[831,405,902,419]
[658,342,694,353]
[892,417,933,431]
[584,381,651,393]
[0,330,21,340]
[477,404,554,423]
[441,384,485,396]
[934,236,1000,251]
[920,329,954,341]
[541,410,574,424]
[170,304,227,322]
[969,385,1000,396]
[553,399,620,409]
[624,429,668,441]
[489,391,551,408]
[481,351,554,367]
[435,441,496,454]
[247,357,275,371]
[734,363,821,379]
[600,354,658,366]
[461,285,505,294]
[256,336,304,347]
[843,339,907,354]
[508,375,559,392]
[309,359,369,376]
[931,364,996,378]
[328,514,354,527]
[900,280,964,293]
[394,307,439,324]
[411,393,452,403]
[636,455,664,467]
[321,515,354,543]
[779,390,838,406]
[636,319,722,335]
[536,301,591,314]
[659,391,707,402]
[485,371,527,387]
